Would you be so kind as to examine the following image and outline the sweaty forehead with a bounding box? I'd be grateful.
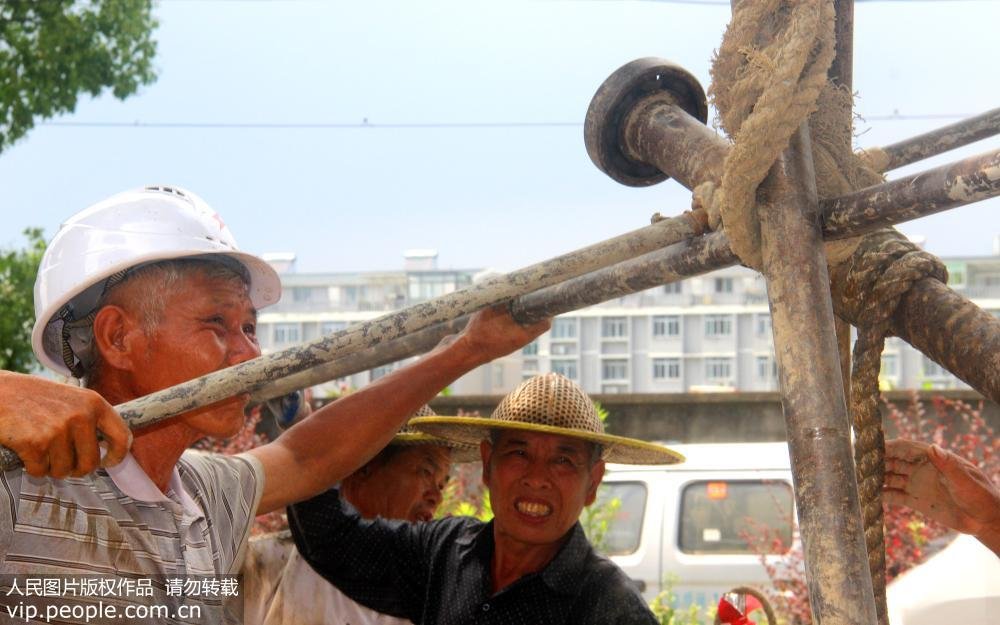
[389,445,451,470]
[178,273,255,307]
[495,430,590,454]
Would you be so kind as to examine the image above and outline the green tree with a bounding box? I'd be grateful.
[0,0,158,152]
[0,228,46,372]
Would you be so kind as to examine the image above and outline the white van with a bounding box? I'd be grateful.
[596,442,797,609]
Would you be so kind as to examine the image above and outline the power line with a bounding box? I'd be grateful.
[41,120,580,129]
[39,113,978,130]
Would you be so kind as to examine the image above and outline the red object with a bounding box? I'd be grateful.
[706,481,728,500]
[717,595,756,625]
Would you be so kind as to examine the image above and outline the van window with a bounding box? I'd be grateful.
[678,480,793,554]
[589,482,646,556]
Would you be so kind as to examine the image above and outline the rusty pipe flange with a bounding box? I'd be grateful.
[585,57,708,187]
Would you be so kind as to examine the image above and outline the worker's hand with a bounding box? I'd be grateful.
[0,370,131,478]
[452,305,550,365]
[884,438,1000,554]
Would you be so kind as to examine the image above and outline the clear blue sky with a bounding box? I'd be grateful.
[1,0,997,273]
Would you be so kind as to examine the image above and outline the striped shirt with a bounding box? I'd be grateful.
[0,450,263,623]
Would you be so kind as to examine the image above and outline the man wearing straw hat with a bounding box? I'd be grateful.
[0,186,547,620]
[244,405,478,625]
[289,372,681,624]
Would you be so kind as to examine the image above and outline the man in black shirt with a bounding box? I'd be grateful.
[289,373,684,624]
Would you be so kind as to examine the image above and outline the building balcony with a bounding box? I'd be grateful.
[955,285,1000,301]
[267,298,405,313]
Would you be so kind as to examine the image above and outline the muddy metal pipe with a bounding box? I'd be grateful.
[617,97,1000,229]
[250,316,471,404]
[589,59,1000,205]
[0,213,704,471]
[830,0,856,414]
[260,144,1000,398]
[871,107,1000,172]
[265,147,1000,403]
[246,146,1000,406]
[761,126,878,625]
[587,58,1000,399]
[822,149,1000,238]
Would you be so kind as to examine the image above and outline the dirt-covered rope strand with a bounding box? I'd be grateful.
[843,230,948,625]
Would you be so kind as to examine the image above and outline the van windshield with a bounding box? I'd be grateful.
[678,480,793,554]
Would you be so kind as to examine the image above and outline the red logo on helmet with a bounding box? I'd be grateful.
[211,212,226,231]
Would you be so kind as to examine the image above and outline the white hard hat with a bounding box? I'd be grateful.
[32,185,282,377]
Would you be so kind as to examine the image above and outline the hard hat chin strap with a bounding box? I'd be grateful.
[56,268,131,379]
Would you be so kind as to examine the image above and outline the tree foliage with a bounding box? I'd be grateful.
[0,228,46,372]
[0,0,158,152]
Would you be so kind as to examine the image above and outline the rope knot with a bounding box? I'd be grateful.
[706,0,837,270]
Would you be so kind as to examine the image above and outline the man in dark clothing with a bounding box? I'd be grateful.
[289,373,684,624]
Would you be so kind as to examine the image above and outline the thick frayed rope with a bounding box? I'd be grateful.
[842,229,947,625]
[706,0,836,270]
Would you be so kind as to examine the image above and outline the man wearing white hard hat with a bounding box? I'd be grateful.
[243,405,480,625]
[288,373,682,625]
[0,186,548,621]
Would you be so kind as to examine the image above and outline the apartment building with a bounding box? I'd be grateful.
[256,252,1000,397]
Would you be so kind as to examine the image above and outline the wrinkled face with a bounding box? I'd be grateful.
[132,272,260,438]
[482,430,604,549]
[350,445,452,522]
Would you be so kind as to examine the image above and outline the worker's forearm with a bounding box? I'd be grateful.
[279,334,483,487]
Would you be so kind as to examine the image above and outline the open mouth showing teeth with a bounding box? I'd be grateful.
[516,501,552,517]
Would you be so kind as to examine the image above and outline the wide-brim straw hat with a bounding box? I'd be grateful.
[411,373,684,465]
[392,405,481,463]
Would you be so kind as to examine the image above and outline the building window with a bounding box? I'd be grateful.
[292,286,325,303]
[551,342,577,356]
[602,359,628,380]
[602,317,628,338]
[714,277,734,293]
[756,313,771,337]
[273,323,301,345]
[663,282,682,294]
[522,359,538,372]
[321,321,348,335]
[653,358,681,380]
[653,315,680,337]
[551,359,578,380]
[922,356,949,378]
[881,353,899,377]
[705,315,732,337]
[370,364,394,380]
[493,363,504,388]
[705,358,732,381]
[551,318,577,339]
[408,274,459,301]
[522,341,539,356]
[756,355,778,380]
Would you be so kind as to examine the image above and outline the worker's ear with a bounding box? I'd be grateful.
[92,305,146,372]
[480,440,494,487]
